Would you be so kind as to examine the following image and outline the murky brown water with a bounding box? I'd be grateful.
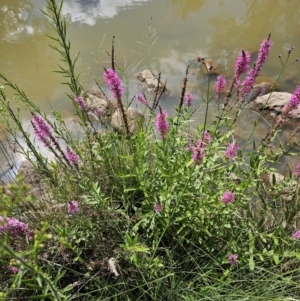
[0,0,300,178]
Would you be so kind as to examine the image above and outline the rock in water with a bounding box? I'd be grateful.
[136,70,166,94]
[111,107,144,135]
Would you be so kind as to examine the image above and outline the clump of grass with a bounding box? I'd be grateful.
[0,0,300,300]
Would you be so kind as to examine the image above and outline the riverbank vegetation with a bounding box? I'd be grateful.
[1,0,300,300]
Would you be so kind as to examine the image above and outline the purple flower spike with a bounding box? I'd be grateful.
[289,85,300,110]
[215,75,226,99]
[225,142,239,160]
[65,149,79,166]
[228,254,238,265]
[0,216,32,238]
[103,68,124,99]
[67,201,79,215]
[240,35,273,96]
[256,36,273,72]
[203,130,211,145]
[190,139,206,164]
[154,203,163,214]
[222,191,235,205]
[75,96,86,109]
[234,50,251,82]
[292,163,300,177]
[31,115,52,147]
[8,266,19,274]
[156,109,169,140]
[136,93,149,106]
[185,94,193,106]
[292,230,300,239]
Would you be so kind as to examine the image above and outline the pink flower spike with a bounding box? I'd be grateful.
[155,109,169,140]
[256,36,273,72]
[289,85,300,110]
[136,93,149,106]
[31,115,52,147]
[185,94,193,106]
[190,139,206,164]
[0,216,32,238]
[292,164,300,177]
[228,254,238,265]
[234,50,251,82]
[8,266,19,274]
[203,130,211,145]
[292,230,300,239]
[225,142,239,160]
[154,203,163,214]
[67,201,79,216]
[215,75,226,99]
[222,191,235,205]
[65,149,79,166]
[240,35,273,96]
[75,96,86,109]
[103,68,124,99]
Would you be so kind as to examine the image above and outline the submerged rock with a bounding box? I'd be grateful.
[201,58,221,75]
[111,107,144,135]
[253,77,278,96]
[136,70,166,94]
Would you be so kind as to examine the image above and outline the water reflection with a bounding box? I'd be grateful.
[61,0,150,25]
[170,0,205,20]
[0,0,46,41]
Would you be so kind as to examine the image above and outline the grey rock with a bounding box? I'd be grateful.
[111,107,144,135]
[136,70,166,94]
[84,90,115,123]
[201,58,221,75]
[252,92,300,119]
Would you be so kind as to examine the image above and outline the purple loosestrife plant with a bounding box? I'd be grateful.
[203,130,211,145]
[292,230,300,239]
[185,93,193,106]
[225,142,239,160]
[65,148,79,166]
[67,201,79,216]
[31,115,52,147]
[103,68,130,136]
[8,266,19,274]
[289,84,300,110]
[222,191,235,205]
[228,254,238,265]
[240,35,273,96]
[234,50,251,84]
[190,139,206,164]
[103,68,124,99]
[0,216,32,238]
[75,95,86,110]
[154,203,163,214]
[255,35,273,72]
[215,75,226,100]
[156,108,169,140]
[292,163,300,177]
[136,93,149,106]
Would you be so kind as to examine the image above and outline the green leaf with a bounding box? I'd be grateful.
[273,253,279,265]
[249,255,255,271]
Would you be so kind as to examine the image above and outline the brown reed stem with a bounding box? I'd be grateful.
[111,36,115,72]
[178,65,189,112]
[152,72,162,110]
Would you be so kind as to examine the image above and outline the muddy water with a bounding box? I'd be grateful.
[0,0,300,178]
